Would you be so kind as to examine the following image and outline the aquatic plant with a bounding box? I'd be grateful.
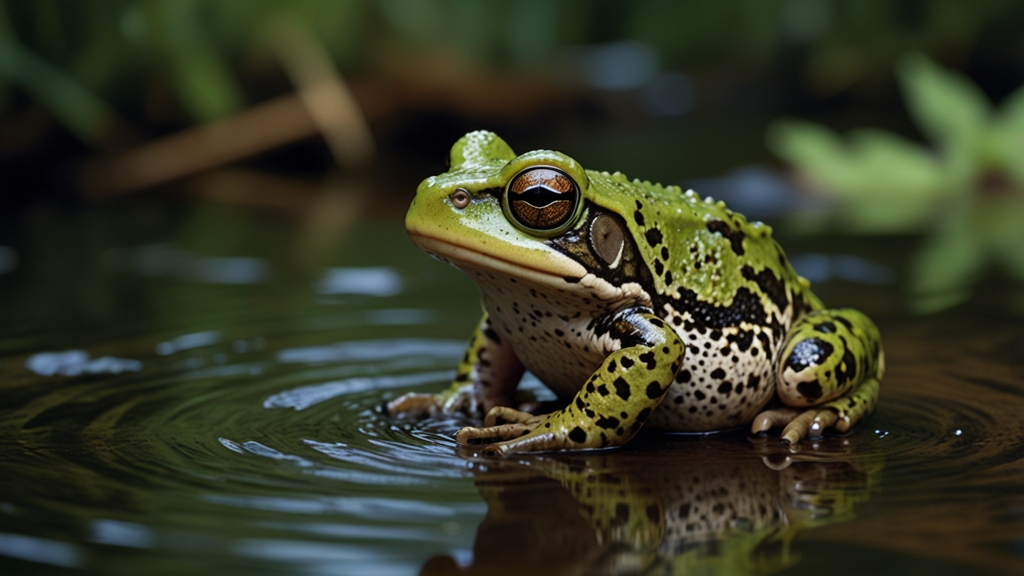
[768,54,1024,313]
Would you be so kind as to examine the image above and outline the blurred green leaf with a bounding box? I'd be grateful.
[897,52,989,165]
[993,85,1024,183]
[0,4,115,146]
[909,205,985,314]
[153,0,244,122]
[767,119,944,232]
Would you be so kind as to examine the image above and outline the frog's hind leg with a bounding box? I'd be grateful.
[753,309,883,444]
[387,312,524,419]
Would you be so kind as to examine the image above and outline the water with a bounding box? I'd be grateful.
[1,198,1022,575]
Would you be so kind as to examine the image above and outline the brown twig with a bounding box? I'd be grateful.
[80,93,321,199]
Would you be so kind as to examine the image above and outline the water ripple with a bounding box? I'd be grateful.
[3,321,1024,575]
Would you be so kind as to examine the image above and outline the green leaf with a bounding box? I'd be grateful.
[993,84,1024,184]
[908,206,985,314]
[897,52,990,158]
[0,3,115,146]
[167,43,244,122]
[0,37,115,146]
[154,0,244,122]
[766,119,844,176]
[767,120,946,232]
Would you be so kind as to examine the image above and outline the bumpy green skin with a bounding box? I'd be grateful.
[392,131,884,455]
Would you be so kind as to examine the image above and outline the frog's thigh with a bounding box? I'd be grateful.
[460,310,684,456]
[755,309,883,442]
[388,312,524,419]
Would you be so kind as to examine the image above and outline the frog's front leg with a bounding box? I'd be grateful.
[457,308,685,457]
[387,312,524,420]
[753,309,883,443]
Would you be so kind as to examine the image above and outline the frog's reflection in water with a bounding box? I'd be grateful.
[422,436,881,576]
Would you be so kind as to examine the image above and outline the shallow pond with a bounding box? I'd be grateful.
[1,195,1022,575]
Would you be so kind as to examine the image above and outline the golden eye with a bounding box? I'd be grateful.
[503,167,581,235]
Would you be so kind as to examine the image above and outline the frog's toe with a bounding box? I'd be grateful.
[779,409,828,444]
[484,406,545,427]
[754,406,843,444]
[386,393,437,419]
[455,421,539,445]
[751,407,802,435]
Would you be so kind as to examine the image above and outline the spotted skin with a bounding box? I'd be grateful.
[390,131,884,454]
[776,309,883,406]
[459,308,685,456]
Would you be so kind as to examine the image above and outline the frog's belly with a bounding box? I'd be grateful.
[497,311,780,432]
[490,311,608,400]
[648,323,779,432]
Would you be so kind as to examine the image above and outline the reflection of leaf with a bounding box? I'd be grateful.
[767,120,944,232]
[909,206,985,314]
[897,52,989,163]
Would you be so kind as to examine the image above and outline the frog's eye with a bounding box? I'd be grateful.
[503,167,582,235]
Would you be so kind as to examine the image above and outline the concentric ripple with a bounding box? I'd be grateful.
[2,307,1024,575]
[0,327,489,575]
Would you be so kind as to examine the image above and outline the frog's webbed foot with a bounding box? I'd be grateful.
[752,406,836,444]
[752,378,880,443]
[454,406,546,447]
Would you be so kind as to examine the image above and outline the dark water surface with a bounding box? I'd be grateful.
[1,199,1022,575]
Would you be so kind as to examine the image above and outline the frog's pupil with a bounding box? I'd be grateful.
[516,185,567,209]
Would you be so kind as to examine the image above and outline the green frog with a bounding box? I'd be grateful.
[388,131,883,457]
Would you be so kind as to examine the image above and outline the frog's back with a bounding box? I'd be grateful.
[584,170,818,431]
[584,170,815,324]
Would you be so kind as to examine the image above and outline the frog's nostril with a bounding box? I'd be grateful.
[450,189,471,208]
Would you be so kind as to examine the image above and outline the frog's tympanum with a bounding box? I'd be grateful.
[389,131,883,456]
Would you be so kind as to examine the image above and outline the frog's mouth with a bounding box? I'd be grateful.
[408,232,587,288]
[409,231,654,307]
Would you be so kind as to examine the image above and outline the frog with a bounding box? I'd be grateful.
[388,130,884,457]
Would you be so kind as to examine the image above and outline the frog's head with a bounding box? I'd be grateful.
[406,131,598,286]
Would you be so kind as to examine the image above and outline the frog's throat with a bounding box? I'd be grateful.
[410,232,652,306]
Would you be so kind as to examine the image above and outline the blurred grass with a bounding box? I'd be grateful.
[2,0,1023,148]
[2,0,1023,314]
